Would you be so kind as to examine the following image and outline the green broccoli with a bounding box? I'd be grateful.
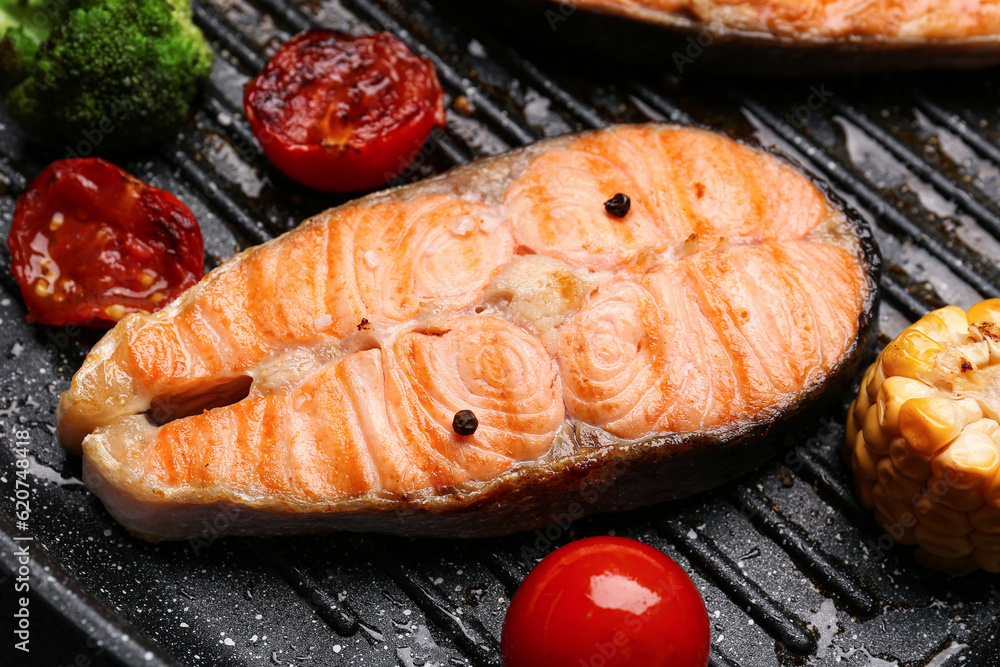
[0,0,214,152]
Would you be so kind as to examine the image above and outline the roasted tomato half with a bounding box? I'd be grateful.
[244,30,446,192]
[502,537,711,667]
[7,158,204,327]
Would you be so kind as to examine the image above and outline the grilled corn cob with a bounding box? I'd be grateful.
[846,300,1000,575]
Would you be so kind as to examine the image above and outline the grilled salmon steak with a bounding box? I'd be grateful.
[469,0,1000,74]
[57,124,880,541]
[580,0,1000,40]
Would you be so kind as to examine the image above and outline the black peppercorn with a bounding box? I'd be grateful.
[453,409,478,436]
[604,193,631,218]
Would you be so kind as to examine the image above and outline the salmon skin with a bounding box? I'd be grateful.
[57,124,880,542]
[465,0,1000,75]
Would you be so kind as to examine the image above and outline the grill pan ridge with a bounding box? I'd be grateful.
[2,1,1000,665]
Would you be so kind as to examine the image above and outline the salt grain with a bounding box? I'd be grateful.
[313,314,333,330]
[523,88,552,127]
[468,39,486,58]
[364,250,380,269]
[449,216,476,236]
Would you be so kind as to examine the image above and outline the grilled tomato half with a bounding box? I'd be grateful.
[502,537,710,667]
[7,158,204,327]
[244,30,446,192]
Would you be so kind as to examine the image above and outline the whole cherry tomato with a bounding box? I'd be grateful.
[244,30,446,192]
[502,537,710,667]
[6,158,204,327]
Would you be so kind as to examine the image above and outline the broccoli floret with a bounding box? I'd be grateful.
[0,0,214,152]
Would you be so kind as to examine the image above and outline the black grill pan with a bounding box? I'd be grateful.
[3,1,1000,665]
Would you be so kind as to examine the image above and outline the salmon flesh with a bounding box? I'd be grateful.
[57,124,881,541]
[578,0,1000,40]
[467,0,1000,74]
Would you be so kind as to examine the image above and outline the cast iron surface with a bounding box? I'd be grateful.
[1,1,1000,665]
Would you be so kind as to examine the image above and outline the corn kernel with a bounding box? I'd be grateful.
[983,466,1000,509]
[889,436,931,481]
[911,306,968,340]
[967,298,1000,326]
[877,457,924,502]
[955,398,985,426]
[939,306,973,333]
[973,549,1000,573]
[872,483,915,525]
[860,362,877,400]
[864,406,891,455]
[930,431,1000,490]
[937,485,985,513]
[913,494,974,536]
[964,418,1000,439]
[34,279,50,298]
[897,396,964,456]
[970,531,1000,551]
[852,390,870,429]
[914,524,974,558]
[969,503,1000,534]
[861,361,876,390]
[851,433,880,482]
[866,360,886,402]
[881,329,943,381]
[873,509,917,546]
[877,377,937,434]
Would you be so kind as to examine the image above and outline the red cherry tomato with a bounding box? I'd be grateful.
[6,158,204,327]
[244,30,446,192]
[502,537,710,667]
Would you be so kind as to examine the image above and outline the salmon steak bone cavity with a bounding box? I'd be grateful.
[57,124,881,541]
